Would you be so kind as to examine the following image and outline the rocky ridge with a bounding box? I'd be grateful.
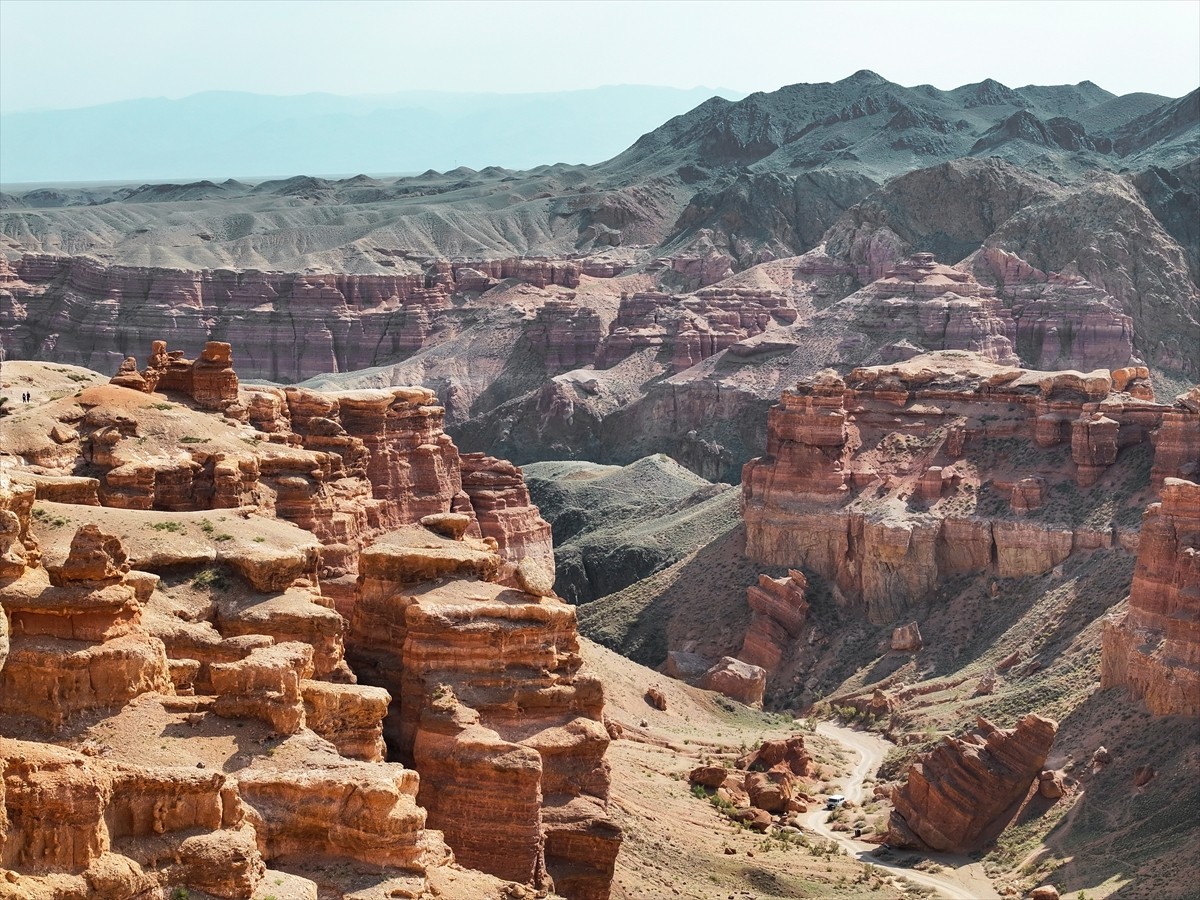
[0,349,618,899]
[741,351,1192,626]
[886,714,1058,853]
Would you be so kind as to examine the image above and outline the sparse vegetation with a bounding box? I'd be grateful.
[192,568,228,589]
[31,507,70,528]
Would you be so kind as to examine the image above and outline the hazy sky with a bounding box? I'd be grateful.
[2,0,1198,111]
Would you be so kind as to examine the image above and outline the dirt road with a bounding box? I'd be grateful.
[804,723,1001,900]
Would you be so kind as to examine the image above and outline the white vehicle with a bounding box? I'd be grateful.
[825,794,846,810]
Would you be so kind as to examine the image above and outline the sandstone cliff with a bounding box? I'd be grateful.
[1101,478,1200,716]
[742,351,1185,625]
[0,353,615,899]
[347,523,620,898]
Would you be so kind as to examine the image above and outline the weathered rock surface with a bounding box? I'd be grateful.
[0,370,609,898]
[1102,478,1200,716]
[346,523,621,897]
[3,254,596,383]
[742,351,1183,622]
[0,524,171,725]
[0,738,266,896]
[700,656,767,708]
[739,571,810,673]
[887,714,1058,852]
[460,452,556,588]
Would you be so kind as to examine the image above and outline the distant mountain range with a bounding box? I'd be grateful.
[0,86,745,184]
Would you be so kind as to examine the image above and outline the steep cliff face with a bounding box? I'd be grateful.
[1,344,550,584]
[823,253,1021,366]
[0,523,172,726]
[598,286,797,372]
[742,351,1182,624]
[0,355,606,899]
[346,524,620,899]
[0,253,596,383]
[1101,478,1200,716]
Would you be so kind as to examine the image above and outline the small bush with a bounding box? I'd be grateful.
[151,521,185,533]
[192,568,227,589]
[179,436,208,444]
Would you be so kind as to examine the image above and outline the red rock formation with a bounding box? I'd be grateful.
[530,298,605,370]
[887,714,1057,852]
[3,252,609,382]
[0,524,171,725]
[742,352,1179,622]
[739,571,810,672]
[110,340,239,410]
[237,760,446,872]
[0,738,266,896]
[1150,388,1200,486]
[459,452,555,587]
[700,657,767,708]
[828,253,1020,365]
[1101,478,1200,716]
[973,247,1138,373]
[598,287,792,372]
[890,622,923,652]
[346,522,620,897]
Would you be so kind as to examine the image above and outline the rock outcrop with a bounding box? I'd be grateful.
[700,656,767,708]
[887,714,1058,852]
[2,253,605,383]
[597,287,795,373]
[739,571,810,673]
[460,452,556,587]
[1101,478,1200,716]
[347,522,621,898]
[742,351,1181,622]
[829,253,1020,365]
[0,524,172,725]
[0,355,616,898]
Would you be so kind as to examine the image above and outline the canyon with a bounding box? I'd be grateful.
[0,348,616,899]
[0,70,1197,900]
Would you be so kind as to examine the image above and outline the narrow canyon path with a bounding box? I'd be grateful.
[804,723,1002,900]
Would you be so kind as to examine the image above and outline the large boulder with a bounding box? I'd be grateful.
[887,714,1057,853]
[700,656,767,708]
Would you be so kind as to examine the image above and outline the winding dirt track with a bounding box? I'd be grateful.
[804,723,1001,900]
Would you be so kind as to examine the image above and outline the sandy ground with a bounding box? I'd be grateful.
[582,639,943,900]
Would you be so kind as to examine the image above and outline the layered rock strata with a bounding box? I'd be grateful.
[598,287,796,372]
[738,571,810,673]
[347,523,620,898]
[742,352,1186,623]
[5,346,551,584]
[971,247,1138,372]
[0,357,601,897]
[887,714,1058,852]
[832,253,1020,365]
[0,523,172,725]
[1,252,605,382]
[1101,478,1200,716]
